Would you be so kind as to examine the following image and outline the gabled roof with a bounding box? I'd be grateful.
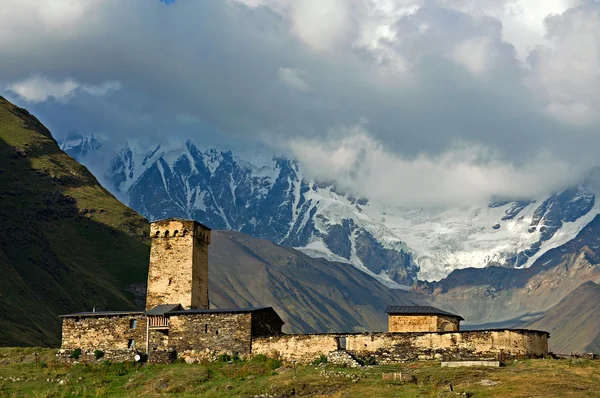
[386,305,464,321]
[59,310,143,318]
[170,306,280,317]
[146,304,182,316]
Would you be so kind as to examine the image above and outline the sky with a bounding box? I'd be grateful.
[1,0,600,207]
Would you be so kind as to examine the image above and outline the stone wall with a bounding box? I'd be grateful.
[61,314,145,351]
[146,219,210,310]
[388,315,460,332]
[251,309,285,337]
[167,313,253,362]
[252,330,549,364]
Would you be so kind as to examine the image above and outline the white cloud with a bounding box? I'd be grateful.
[288,127,579,207]
[277,67,310,92]
[526,4,600,125]
[289,0,352,52]
[6,75,121,103]
[452,36,495,76]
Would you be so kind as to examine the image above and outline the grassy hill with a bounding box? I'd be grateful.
[0,96,150,346]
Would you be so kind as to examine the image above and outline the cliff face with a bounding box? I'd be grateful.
[0,96,150,346]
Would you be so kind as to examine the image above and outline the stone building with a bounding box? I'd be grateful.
[386,305,463,332]
[60,218,550,364]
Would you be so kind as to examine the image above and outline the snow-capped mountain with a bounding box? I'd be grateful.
[59,132,104,161]
[60,136,599,284]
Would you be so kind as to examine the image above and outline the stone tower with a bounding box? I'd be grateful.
[145,218,211,310]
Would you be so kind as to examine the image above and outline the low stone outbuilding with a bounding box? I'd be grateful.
[386,305,463,332]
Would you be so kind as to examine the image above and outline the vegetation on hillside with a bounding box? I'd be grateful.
[0,96,150,347]
[1,348,599,397]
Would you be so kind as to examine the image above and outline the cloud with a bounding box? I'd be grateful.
[0,0,600,206]
[6,75,121,103]
[288,127,578,207]
[526,3,600,125]
[277,67,310,92]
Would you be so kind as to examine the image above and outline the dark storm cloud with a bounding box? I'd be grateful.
[1,0,599,205]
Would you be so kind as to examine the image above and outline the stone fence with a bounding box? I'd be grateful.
[251,329,549,364]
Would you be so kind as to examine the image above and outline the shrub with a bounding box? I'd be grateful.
[312,354,328,366]
[364,356,377,366]
[217,353,232,362]
[39,362,48,369]
[251,354,268,363]
[71,348,82,360]
[103,360,112,366]
[268,358,282,370]
[93,350,104,360]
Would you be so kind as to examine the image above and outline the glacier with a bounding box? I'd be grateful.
[60,134,599,284]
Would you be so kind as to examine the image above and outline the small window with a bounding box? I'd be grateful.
[130,319,137,329]
[128,339,135,349]
[215,330,219,335]
[154,231,160,238]
[204,324,208,333]
[173,230,179,236]
[164,230,170,237]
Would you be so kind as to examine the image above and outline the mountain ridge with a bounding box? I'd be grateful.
[61,134,600,284]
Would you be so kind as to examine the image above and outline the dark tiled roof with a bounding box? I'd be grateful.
[59,311,143,318]
[169,306,275,315]
[386,305,464,321]
[146,304,182,316]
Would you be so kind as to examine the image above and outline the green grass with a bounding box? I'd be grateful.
[1,348,599,397]
[0,96,150,347]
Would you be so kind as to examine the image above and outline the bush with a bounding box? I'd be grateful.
[364,356,377,366]
[93,350,104,360]
[103,360,112,366]
[268,358,282,370]
[71,348,82,360]
[251,354,268,363]
[312,354,328,366]
[39,362,48,369]
[217,353,232,362]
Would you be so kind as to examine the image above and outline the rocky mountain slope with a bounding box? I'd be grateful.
[415,214,600,346]
[524,281,600,354]
[208,230,419,333]
[0,97,150,346]
[61,135,600,284]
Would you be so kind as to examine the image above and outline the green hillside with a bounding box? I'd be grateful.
[0,96,150,346]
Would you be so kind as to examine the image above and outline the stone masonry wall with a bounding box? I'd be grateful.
[167,313,252,362]
[146,219,210,310]
[388,315,460,332]
[251,309,284,337]
[436,315,460,332]
[252,330,548,364]
[61,315,145,351]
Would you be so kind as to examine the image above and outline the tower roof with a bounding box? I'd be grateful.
[150,218,211,230]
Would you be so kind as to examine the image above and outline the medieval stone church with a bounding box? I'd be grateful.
[60,218,549,364]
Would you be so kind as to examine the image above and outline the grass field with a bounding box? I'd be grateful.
[1,348,599,397]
